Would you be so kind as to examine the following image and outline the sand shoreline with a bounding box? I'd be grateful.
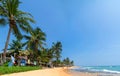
[1,66,120,76]
[70,71,120,76]
[1,67,71,76]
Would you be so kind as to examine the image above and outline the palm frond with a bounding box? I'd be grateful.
[0,5,8,16]
[0,18,7,25]
[23,35,31,40]
[9,40,23,51]
[16,10,35,23]
[16,11,35,33]
[12,24,22,40]
[6,0,20,16]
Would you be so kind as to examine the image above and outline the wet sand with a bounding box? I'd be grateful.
[70,71,120,76]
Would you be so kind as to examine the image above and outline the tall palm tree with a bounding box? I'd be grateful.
[52,42,62,66]
[24,27,46,59]
[39,48,49,65]
[47,48,54,60]
[52,42,62,61]
[70,60,74,66]
[0,0,35,62]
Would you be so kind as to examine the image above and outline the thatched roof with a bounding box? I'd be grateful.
[0,50,30,56]
[19,50,30,56]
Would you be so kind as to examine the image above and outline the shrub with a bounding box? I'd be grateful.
[0,66,41,75]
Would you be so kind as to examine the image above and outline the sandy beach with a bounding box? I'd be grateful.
[0,67,98,76]
[1,67,119,76]
[1,67,71,76]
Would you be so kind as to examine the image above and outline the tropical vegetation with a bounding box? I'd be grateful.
[0,0,35,62]
[0,0,74,71]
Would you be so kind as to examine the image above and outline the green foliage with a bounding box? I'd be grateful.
[52,42,61,58]
[3,61,9,67]
[9,40,24,52]
[0,0,35,62]
[24,27,46,60]
[24,27,46,50]
[63,57,74,66]
[0,0,74,68]
[0,18,7,25]
[52,42,62,60]
[50,42,62,66]
[39,48,49,63]
[0,0,35,39]
[0,66,41,75]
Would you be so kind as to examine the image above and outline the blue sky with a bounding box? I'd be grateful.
[1,0,120,66]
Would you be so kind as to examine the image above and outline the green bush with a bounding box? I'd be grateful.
[0,66,41,75]
[3,61,9,67]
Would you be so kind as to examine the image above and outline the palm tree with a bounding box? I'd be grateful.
[24,27,46,59]
[63,57,70,66]
[38,48,49,66]
[52,42,62,66]
[53,42,62,61]
[47,48,54,60]
[0,0,35,62]
[9,40,24,54]
[70,60,74,66]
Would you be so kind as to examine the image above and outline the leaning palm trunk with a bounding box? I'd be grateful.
[3,16,15,63]
[1,0,35,63]
[3,27,12,62]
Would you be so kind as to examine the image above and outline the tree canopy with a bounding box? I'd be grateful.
[0,0,74,67]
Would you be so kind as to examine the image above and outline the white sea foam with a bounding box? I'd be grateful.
[74,66,120,74]
[102,69,120,74]
[88,68,120,74]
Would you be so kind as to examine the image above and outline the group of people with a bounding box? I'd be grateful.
[8,55,37,67]
[8,55,27,67]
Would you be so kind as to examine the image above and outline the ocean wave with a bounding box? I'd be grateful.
[102,69,120,74]
[87,68,120,74]
[73,66,120,74]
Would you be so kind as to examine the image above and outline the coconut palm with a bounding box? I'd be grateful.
[39,48,49,66]
[9,40,24,53]
[70,60,74,66]
[0,0,35,62]
[24,27,46,59]
[52,42,62,61]
[47,48,54,60]
[52,42,62,66]
[63,57,70,66]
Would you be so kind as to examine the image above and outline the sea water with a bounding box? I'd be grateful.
[72,66,120,74]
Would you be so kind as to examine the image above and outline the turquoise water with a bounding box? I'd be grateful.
[74,66,120,73]
[89,66,120,71]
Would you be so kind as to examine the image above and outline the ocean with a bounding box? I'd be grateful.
[72,66,120,73]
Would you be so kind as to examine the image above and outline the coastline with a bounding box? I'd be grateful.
[69,66,120,76]
[2,66,120,76]
[69,66,98,76]
[70,71,120,76]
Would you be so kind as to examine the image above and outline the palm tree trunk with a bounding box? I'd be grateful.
[3,27,12,63]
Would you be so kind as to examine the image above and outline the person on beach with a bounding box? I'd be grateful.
[8,55,15,67]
